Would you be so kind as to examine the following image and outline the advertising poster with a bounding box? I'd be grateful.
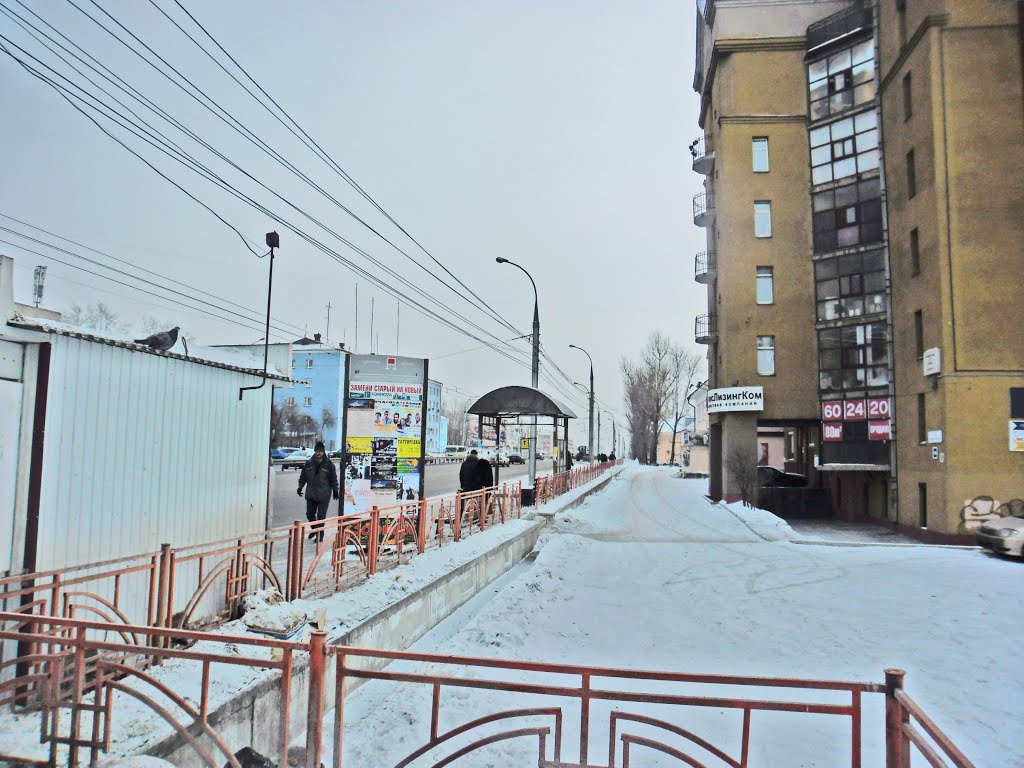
[342,355,428,515]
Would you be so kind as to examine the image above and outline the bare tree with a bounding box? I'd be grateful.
[725,446,759,507]
[664,347,703,466]
[622,332,702,465]
[320,407,337,440]
[64,302,127,333]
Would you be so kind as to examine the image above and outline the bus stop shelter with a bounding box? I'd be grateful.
[468,385,577,505]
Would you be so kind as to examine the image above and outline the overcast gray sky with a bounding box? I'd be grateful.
[0,0,707,448]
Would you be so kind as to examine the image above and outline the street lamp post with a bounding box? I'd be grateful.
[604,410,615,457]
[496,258,540,490]
[569,344,595,463]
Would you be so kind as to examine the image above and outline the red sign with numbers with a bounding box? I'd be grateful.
[822,401,843,421]
[867,397,891,419]
[823,422,844,441]
[868,420,891,440]
[844,399,866,420]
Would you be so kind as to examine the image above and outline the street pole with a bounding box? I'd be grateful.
[597,411,601,457]
[569,345,595,463]
[496,258,540,492]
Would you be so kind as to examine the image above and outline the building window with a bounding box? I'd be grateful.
[910,228,920,276]
[809,110,879,185]
[291,359,295,368]
[812,178,883,253]
[902,72,912,120]
[898,0,908,47]
[304,396,313,407]
[305,358,314,368]
[808,40,875,121]
[752,138,769,173]
[756,267,774,304]
[818,322,889,392]
[917,393,927,443]
[814,249,886,320]
[305,379,313,388]
[286,397,296,406]
[754,201,772,238]
[918,482,927,528]
[914,310,924,358]
[906,149,916,198]
[757,336,775,376]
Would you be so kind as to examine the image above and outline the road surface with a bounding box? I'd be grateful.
[268,459,547,529]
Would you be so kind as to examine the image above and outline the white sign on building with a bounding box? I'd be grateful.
[923,347,941,376]
[706,386,764,414]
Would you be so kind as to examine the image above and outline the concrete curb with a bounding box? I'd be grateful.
[136,466,625,766]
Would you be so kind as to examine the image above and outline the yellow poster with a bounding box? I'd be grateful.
[348,436,371,454]
[520,437,530,450]
[398,438,422,458]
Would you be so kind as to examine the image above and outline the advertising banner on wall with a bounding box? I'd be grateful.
[341,354,428,515]
[706,386,764,414]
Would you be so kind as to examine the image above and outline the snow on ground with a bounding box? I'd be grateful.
[320,464,1022,767]
[0,468,621,764]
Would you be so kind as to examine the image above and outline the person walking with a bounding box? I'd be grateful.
[476,453,494,490]
[459,449,480,492]
[297,441,339,542]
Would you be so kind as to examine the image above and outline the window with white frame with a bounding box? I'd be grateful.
[305,358,314,368]
[756,267,774,304]
[752,138,769,173]
[286,397,296,406]
[305,379,313,388]
[757,336,775,375]
[754,201,772,238]
[808,39,875,121]
[303,396,313,407]
[809,110,879,185]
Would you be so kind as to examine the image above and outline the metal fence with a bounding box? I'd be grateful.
[0,612,979,768]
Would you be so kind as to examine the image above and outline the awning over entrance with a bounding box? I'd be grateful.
[468,386,577,420]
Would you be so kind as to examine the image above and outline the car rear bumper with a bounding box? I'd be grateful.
[976,532,1023,556]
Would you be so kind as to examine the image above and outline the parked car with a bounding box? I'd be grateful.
[507,453,525,465]
[757,466,808,487]
[975,514,1024,559]
[445,445,468,460]
[281,448,314,470]
[270,447,288,461]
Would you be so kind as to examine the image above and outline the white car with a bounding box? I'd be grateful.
[281,448,314,470]
[975,514,1024,558]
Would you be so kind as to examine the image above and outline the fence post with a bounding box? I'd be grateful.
[68,625,87,767]
[885,668,907,768]
[480,488,488,530]
[368,508,380,576]
[454,492,462,542]
[417,498,428,554]
[153,543,171,649]
[290,521,303,601]
[500,484,507,524]
[306,630,327,768]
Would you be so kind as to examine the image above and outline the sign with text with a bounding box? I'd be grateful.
[867,397,891,419]
[342,354,428,515]
[823,422,844,441]
[822,401,843,421]
[923,347,941,376]
[868,420,891,440]
[706,386,764,413]
[927,430,943,444]
[1010,421,1024,452]
[843,399,866,420]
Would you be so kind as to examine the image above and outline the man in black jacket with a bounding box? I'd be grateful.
[297,441,339,541]
[476,454,494,490]
[459,450,480,492]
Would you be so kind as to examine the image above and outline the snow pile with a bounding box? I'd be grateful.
[720,499,800,541]
[242,588,308,633]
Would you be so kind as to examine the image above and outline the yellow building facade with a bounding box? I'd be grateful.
[693,0,1023,536]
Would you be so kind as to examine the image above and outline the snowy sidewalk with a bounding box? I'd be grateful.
[321,464,1021,767]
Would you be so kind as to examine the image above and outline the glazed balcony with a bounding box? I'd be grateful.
[693,192,715,228]
[807,1,873,54]
[689,136,715,175]
[695,313,717,345]
[695,250,716,284]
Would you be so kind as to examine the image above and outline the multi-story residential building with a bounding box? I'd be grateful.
[275,334,347,450]
[692,0,1023,537]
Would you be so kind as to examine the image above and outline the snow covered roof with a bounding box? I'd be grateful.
[7,317,294,383]
[469,385,577,419]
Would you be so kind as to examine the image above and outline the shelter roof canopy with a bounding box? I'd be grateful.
[468,386,577,419]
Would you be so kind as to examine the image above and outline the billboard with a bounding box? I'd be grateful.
[706,386,764,414]
[341,355,428,515]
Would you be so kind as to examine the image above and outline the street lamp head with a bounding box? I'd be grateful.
[569,344,578,350]
[495,257,508,264]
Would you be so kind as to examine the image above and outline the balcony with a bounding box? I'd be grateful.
[693,192,715,227]
[695,250,715,284]
[807,1,872,53]
[695,313,717,345]
[689,136,715,175]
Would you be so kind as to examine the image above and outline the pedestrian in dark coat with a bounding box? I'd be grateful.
[459,450,480,492]
[609,451,616,461]
[297,442,339,541]
[476,455,494,490]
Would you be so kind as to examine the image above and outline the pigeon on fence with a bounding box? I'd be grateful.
[134,326,179,352]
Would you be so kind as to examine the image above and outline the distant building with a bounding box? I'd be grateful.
[274,334,347,450]
[438,414,449,453]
